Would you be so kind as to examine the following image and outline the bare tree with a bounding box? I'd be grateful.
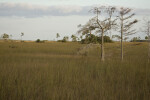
[117,7,138,60]
[142,18,150,62]
[90,6,117,61]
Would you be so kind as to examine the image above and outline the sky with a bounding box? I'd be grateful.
[0,0,150,40]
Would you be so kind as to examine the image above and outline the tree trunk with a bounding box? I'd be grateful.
[148,35,150,63]
[121,33,123,60]
[96,13,104,61]
[90,30,92,36]
[21,36,22,42]
[109,30,112,39]
[121,19,124,60]
[101,29,104,61]
[121,34,123,60]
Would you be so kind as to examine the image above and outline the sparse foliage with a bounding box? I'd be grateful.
[1,33,9,40]
[77,19,96,36]
[21,32,24,41]
[62,36,69,42]
[90,6,117,61]
[71,35,77,42]
[56,33,60,40]
[117,7,138,60]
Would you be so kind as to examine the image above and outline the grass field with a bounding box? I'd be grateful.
[0,41,150,100]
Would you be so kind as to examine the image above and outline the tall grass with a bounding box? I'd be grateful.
[0,42,149,100]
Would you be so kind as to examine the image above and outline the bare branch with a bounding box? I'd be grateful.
[123,13,135,20]
[124,29,137,36]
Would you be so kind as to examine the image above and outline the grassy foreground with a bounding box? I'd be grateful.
[0,42,150,100]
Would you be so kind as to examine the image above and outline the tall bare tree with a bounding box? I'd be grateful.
[90,6,117,61]
[117,7,138,60]
[142,18,150,62]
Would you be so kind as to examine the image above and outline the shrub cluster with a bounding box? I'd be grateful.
[57,36,69,42]
[35,39,46,43]
[81,34,112,44]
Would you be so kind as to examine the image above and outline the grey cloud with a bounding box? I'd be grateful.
[0,2,91,17]
[134,9,150,16]
[0,2,149,18]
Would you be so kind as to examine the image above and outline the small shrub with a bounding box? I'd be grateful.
[35,39,45,43]
[57,40,63,42]
[36,39,41,43]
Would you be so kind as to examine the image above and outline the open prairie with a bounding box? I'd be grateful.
[0,42,150,100]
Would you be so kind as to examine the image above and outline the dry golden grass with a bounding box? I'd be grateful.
[0,42,150,100]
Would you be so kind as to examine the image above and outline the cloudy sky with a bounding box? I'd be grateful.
[0,0,150,40]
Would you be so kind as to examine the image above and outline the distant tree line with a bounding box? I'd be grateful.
[0,32,24,42]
